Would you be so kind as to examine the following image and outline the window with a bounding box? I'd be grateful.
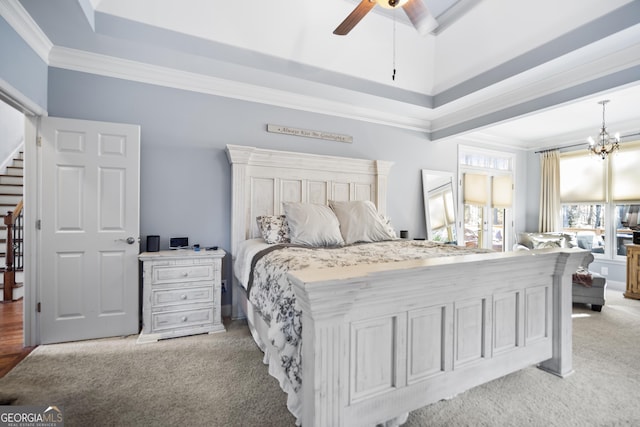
[615,204,640,256]
[559,141,640,258]
[459,147,514,251]
[561,204,605,253]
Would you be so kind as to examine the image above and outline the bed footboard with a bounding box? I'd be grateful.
[288,249,584,427]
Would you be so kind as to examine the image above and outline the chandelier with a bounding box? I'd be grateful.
[587,100,620,159]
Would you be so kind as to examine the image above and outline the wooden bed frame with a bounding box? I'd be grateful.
[226,144,584,427]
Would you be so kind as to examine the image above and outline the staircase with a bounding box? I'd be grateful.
[0,151,24,302]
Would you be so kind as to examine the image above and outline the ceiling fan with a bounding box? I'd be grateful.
[333,0,439,36]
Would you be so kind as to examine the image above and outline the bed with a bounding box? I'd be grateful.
[226,144,585,427]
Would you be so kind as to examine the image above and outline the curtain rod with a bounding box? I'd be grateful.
[534,142,583,154]
[534,132,640,154]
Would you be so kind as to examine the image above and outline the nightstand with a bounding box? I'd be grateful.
[137,249,226,343]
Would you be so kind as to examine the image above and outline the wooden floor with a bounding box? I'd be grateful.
[0,299,35,378]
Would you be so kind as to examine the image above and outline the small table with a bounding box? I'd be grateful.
[138,249,225,343]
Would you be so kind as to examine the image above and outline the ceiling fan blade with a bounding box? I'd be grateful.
[403,0,439,35]
[333,0,376,36]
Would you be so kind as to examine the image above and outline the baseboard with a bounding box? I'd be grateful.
[607,280,625,292]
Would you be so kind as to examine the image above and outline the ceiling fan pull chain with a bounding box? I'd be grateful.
[392,11,397,81]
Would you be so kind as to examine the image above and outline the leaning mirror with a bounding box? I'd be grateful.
[422,170,457,244]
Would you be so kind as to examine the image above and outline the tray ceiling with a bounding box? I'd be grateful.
[11,0,640,149]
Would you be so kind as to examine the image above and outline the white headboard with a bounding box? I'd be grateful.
[226,144,393,258]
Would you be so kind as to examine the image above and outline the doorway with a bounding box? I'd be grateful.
[0,98,29,376]
[0,101,141,353]
[458,146,515,251]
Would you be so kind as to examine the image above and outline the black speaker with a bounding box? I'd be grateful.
[147,235,160,252]
[633,231,640,245]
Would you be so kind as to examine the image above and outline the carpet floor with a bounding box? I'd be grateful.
[0,289,639,426]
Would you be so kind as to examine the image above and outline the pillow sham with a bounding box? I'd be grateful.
[329,200,396,244]
[256,215,290,244]
[282,202,344,247]
[379,215,398,240]
[531,237,562,249]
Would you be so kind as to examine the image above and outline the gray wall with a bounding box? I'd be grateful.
[0,16,48,111]
[0,100,24,164]
[47,67,463,306]
[524,151,541,232]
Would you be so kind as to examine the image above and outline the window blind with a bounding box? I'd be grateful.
[559,152,606,203]
[492,175,513,209]
[611,141,640,202]
[463,173,488,205]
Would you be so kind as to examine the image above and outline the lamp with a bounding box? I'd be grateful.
[377,0,409,9]
[587,100,620,159]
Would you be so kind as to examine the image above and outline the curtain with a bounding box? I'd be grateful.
[539,150,560,232]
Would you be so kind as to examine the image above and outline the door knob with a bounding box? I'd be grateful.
[116,237,139,244]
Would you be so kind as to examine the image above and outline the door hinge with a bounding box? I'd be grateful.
[36,136,42,147]
[36,219,41,230]
[37,302,41,313]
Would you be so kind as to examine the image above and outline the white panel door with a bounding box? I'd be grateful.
[39,117,140,344]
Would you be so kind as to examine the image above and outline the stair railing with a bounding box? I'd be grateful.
[4,199,23,301]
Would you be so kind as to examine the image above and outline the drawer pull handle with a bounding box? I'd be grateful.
[181,294,187,300]
[181,316,188,322]
[182,272,189,277]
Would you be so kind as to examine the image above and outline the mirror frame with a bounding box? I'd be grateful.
[422,169,458,244]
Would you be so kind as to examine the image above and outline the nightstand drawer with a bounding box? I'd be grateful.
[152,285,213,307]
[152,264,214,284]
[152,307,214,332]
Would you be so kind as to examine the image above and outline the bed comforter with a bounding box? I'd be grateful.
[247,239,491,396]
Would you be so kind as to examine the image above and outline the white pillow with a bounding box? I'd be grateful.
[282,202,345,247]
[379,215,398,240]
[329,200,395,244]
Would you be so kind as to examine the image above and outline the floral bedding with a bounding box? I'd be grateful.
[247,239,491,395]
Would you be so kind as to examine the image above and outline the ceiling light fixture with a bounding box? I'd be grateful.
[377,0,409,9]
[587,100,620,159]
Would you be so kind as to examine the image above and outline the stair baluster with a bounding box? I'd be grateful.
[3,200,22,302]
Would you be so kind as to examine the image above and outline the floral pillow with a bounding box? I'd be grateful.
[256,215,290,244]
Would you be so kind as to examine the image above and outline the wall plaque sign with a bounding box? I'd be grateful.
[267,124,353,143]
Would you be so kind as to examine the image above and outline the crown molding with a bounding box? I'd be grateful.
[8,0,636,141]
[430,33,640,140]
[46,37,639,142]
[456,132,528,151]
[48,46,432,132]
[0,0,52,63]
[463,114,640,153]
